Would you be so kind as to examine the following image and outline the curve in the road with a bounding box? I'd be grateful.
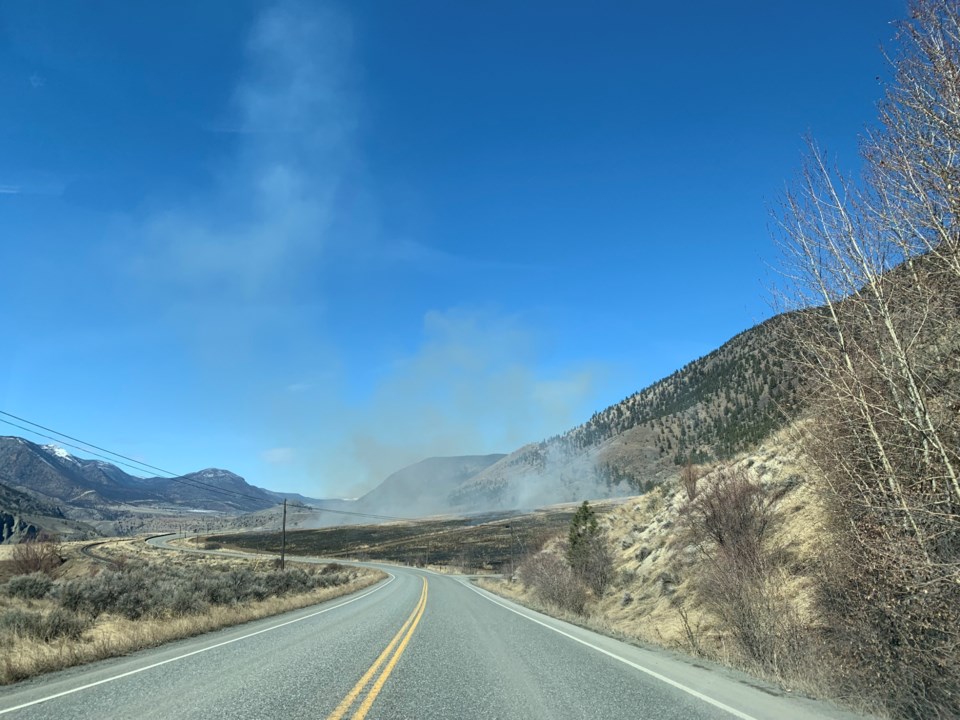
[0,533,871,720]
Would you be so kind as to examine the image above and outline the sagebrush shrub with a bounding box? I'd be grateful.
[0,609,43,641]
[5,572,53,600]
[519,551,588,615]
[41,608,90,641]
[58,559,349,620]
[0,607,89,643]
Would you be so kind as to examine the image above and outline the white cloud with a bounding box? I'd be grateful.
[0,185,22,194]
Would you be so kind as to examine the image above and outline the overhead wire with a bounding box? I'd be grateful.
[0,411,270,503]
[0,417,269,505]
[0,410,410,522]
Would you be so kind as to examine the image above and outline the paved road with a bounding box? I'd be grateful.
[0,536,867,720]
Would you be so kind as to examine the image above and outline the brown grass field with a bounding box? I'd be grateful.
[0,537,384,684]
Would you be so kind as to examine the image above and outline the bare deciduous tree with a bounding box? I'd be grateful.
[773,2,960,715]
[11,535,63,577]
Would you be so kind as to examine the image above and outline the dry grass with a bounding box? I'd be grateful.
[0,546,18,561]
[475,576,646,652]
[596,436,825,655]
[481,431,839,698]
[0,538,385,685]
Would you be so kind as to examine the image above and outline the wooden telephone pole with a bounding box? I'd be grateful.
[280,499,287,571]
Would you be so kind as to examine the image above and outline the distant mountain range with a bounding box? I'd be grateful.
[0,436,284,514]
[0,436,302,540]
[0,434,508,539]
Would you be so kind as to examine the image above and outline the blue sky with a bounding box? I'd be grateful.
[1,1,904,497]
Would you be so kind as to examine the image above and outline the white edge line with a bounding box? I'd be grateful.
[0,574,396,716]
[148,537,756,719]
[464,581,760,720]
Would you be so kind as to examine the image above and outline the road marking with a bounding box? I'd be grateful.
[464,581,761,720]
[352,579,427,720]
[0,575,395,716]
[327,577,428,720]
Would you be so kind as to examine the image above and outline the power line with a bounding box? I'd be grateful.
[1,418,176,483]
[0,417,270,505]
[0,410,411,523]
[0,410,264,500]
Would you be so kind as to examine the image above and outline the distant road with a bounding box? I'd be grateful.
[0,535,868,720]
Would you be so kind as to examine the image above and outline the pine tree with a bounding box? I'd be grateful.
[566,500,612,595]
[567,500,598,568]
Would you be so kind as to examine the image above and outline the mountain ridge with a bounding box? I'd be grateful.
[444,314,804,511]
[0,437,280,540]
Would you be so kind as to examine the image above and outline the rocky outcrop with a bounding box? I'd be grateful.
[0,513,39,544]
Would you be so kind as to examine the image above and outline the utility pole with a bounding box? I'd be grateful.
[280,499,287,571]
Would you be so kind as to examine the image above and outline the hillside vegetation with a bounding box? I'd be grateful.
[488,3,960,718]
[450,315,805,510]
[557,316,801,465]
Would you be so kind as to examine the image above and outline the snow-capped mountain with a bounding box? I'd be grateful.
[0,436,277,517]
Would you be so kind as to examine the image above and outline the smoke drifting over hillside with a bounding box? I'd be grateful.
[324,308,601,499]
[447,441,634,516]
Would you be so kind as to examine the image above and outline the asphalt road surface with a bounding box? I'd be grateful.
[0,536,869,720]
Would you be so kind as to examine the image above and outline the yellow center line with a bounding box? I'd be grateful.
[351,579,428,720]
[326,578,428,720]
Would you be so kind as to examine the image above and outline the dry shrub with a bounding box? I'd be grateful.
[4,572,53,600]
[680,462,702,500]
[11,536,62,576]
[518,550,588,615]
[678,468,804,676]
[576,535,614,597]
[0,608,90,644]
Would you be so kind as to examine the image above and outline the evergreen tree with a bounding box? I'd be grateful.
[567,500,598,568]
[566,500,613,596]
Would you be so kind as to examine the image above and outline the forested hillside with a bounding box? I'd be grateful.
[554,314,803,467]
[450,314,806,509]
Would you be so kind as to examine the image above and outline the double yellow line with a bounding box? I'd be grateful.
[326,577,428,720]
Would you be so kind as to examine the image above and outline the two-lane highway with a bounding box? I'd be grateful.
[0,539,869,719]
